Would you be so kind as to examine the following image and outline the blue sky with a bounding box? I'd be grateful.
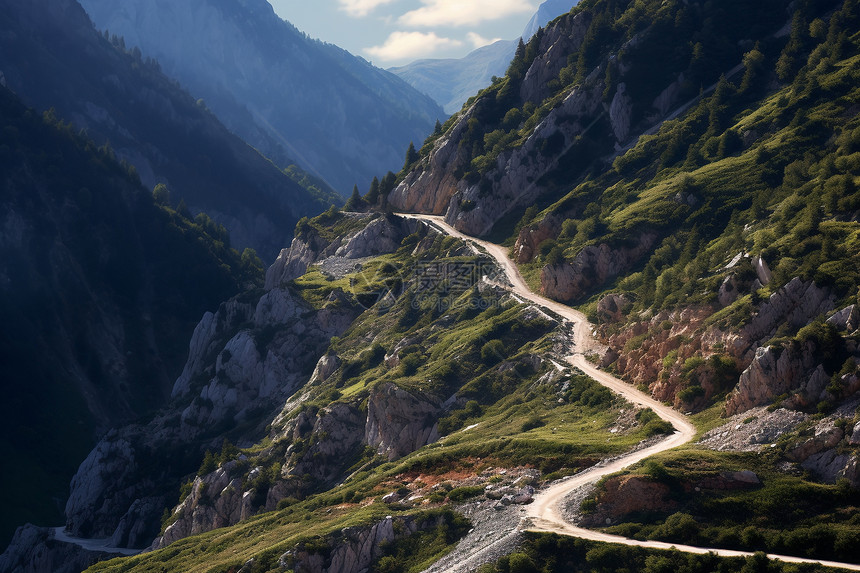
[267,0,538,67]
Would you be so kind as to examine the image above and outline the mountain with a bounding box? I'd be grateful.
[0,83,263,553]
[0,0,337,262]
[4,0,860,570]
[390,0,579,114]
[78,0,445,195]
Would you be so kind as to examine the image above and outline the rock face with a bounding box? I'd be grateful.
[737,278,835,354]
[828,305,860,332]
[365,383,442,461]
[513,215,563,263]
[725,342,830,415]
[265,214,414,289]
[609,82,633,142]
[386,5,694,238]
[601,277,843,412]
[279,515,445,573]
[597,294,632,324]
[540,233,657,302]
[155,382,443,548]
[0,525,129,573]
[581,476,677,526]
[63,286,357,546]
[781,401,860,487]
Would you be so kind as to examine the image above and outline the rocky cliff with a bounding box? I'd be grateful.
[266,214,416,289]
[154,380,443,548]
[540,232,657,302]
[279,514,448,573]
[60,284,357,548]
[598,276,857,414]
[386,6,693,237]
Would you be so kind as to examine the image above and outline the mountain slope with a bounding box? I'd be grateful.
[390,0,579,114]
[5,0,860,570]
[387,0,860,524]
[0,0,337,261]
[78,0,445,194]
[0,85,260,551]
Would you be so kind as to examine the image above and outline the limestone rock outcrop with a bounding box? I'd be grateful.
[64,436,140,539]
[737,278,834,355]
[725,342,828,415]
[365,383,442,460]
[581,475,677,526]
[153,460,254,549]
[0,525,129,573]
[63,286,357,547]
[513,215,562,263]
[265,214,415,289]
[609,82,633,142]
[597,293,632,324]
[279,515,445,573]
[541,232,657,302]
[154,380,445,548]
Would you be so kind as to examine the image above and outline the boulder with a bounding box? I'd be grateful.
[828,305,859,333]
[609,82,633,142]
[581,475,677,526]
[725,340,831,416]
[365,383,441,460]
[597,294,632,323]
[718,274,739,307]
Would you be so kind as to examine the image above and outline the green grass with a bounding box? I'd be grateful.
[585,448,860,564]
[481,532,846,573]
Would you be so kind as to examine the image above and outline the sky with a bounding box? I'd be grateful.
[267,0,539,68]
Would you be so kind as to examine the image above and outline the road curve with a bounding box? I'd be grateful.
[398,213,860,572]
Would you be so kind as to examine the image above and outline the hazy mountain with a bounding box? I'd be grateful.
[78,0,445,194]
[390,0,579,114]
[0,0,337,262]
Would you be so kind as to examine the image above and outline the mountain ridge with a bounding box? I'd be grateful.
[0,0,337,262]
[79,0,445,194]
[390,0,580,114]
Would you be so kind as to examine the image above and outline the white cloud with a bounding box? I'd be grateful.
[365,31,463,61]
[466,31,502,48]
[399,0,535,27]
[337,0,399,18]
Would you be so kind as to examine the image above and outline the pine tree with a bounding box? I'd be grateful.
[344,184,364,211]
[365,176,380,205]
[402,142,419,173]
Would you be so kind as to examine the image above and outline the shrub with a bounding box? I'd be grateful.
[521,415,545,432]
[481,339,506,365]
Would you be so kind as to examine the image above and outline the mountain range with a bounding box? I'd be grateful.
[390,0,579,114]
[0,0,338,262]
[2,0,860,571]
[78,0,445,195]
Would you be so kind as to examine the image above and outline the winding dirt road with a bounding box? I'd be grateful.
[399,213,860,572]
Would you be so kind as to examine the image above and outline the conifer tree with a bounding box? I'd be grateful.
[344,184,364,211]
[365,176,380,205]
